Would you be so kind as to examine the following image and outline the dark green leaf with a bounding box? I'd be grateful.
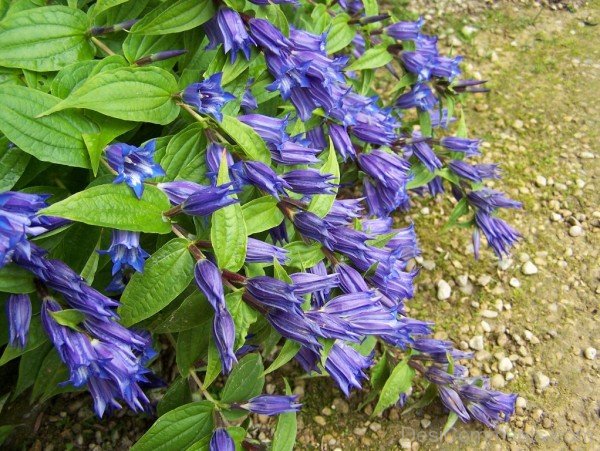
[157,377,192,417]
[0,85,98,168]
[41,184,172,234]
[263,340,301,375]
[372,358,414,416]
[0,264,35,294]
[0,317,47,366]
[120,238,194,326]
[370,352,390,391]
[220,353,264,403]
[226,291,257,349]
[131,402,214,451]
[0,141,30,191]
[272,379,296,451]
[443,198,469,231]
[157,123,207,183]
[42,67,180,125]
[50,223,101,274]
[406,163,437,190]
[0,6,94,72]
[13,342,52,400]
[31,349,71,403]
[176,322,211,376]
[203,337,221,387]
[131,0,215,35]
[153,292,213,333]
[123,33,183,70]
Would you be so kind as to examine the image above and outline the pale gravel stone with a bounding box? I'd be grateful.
[437,279,452,300]
[469,335,484,351]
[569,225,583,237]
[499,357,514,372]
[522,261,539,275]
[583,347,597,360]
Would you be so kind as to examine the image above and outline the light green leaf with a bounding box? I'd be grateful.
[50,60,99,99]
[91,0,129,18]
[82,116,136,175]
[49,309,85,330]
[442,412,460,437]
[204,337,221,387]
[284,242,325,269]
[0,85,98,168]
[131,402,214,451]
[406,163,437,190]
[0,6,94,72]
[220,353,265,403]
[41,184,172,234]
[263,340,301,375]
[226,291,257,349]
[443,198,469,231]
[241,196,284,235]
[41,66,180,125]
[123,33,183,69]
[326,14,355,54]
[272,379,297,451]
[346,46,393,72]
[211,153,247,271]
[308,140,340,217]
[119,238,194,326]
[372,358,414,416]
[131,0,215,35]
[219,115,271,164]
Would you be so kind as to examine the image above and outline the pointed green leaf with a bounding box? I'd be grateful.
[241,196,284,235]
[372,358,415,416]
[346,46,393,71]
[219,115,271,164]
[220,353,264,403]
[131,0,215,35]
[308,139,340,217]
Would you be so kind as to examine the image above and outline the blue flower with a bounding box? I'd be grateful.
[325,342,373,396]
[406,134,442,172]
[248,18,292,56]
[467,188,522,213]
[290,27,326,53]
[194,259,237,373]
[324,199,364,227]
[238,114,289,146]
[243,161,290,199]
[266,309,322,351]
[205,143,235,186]
[474,211,521,257]
[245,238,288,264]
[335,263,370,294]
[157,181,205,205]
[448,161,501,183]
[106,140,165,199]
[6,294,31,349]
[182,73,235,122]
[181,184,239,216]
[396,83,438,111]
[431,55,463,80]
[205,8,255,63]
[439,136,481,156]
[238,394,301,416]
[290,271,339,295]
[274,139,321,165]
[329,124,356,161]
[401,51,433,81]
[241,82,258,113]
[100,230,149,275]
[292,211,334,249]
[209,428,235,451]
[282,169,336,195]
[386,17,425,41]
[245,276,301,311]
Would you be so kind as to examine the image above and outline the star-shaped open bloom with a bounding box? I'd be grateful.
[182,73,235,121]
[106,140,165,199]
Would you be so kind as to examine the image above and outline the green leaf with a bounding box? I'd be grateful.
[131,402,214,451]
[203,337,222,387]
[370,352,390,391]
[91,0,129,18]
[123,33,183,70]
[443,198,469,231]
[241,196,284,235]
[0,142,29,191]
[176,322,211,375]
[272,258,292,283]
[263,340,301,375]
[211,153,247,272]
[49,309,85,330]
[284,242,325,269]
[82,117,136,176]
[226,291,257,349]
[131,0,215,35]
[41,184,172,234]
[0,317,47,366]
[41,67,180,125]
[13,342,52,400]
[0,6,94,72]
[30,349,70,403]
[157,377,192,417]
[219,115,271,164]
[50,60,99,99]
[272,379,297,451]
[419,110,433,137]
[0,264,35,294]
[50,223,101,273]
[372,358,414,416]
[158,123,207,183]
[405,163,437,190]
[0,425,15,446]
[119,238,194,326]
[456,111,468,138]
[363,0,378,15]
[442,412,460,437]
[346,46,393,71]
[221,353,265,404]
[0,85,98,168]
[326,14,355,54]
[308,140,340,217]
[153,292,213,333]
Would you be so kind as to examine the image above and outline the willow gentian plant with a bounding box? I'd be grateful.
[0,0,520,448]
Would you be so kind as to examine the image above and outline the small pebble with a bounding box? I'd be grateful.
[469,335,484,351]
[533,372,550,390]
[314,416,326,426]
[509,278,521,288]
[568,225,583,237]
[437,280,452,300]
[498,357,513,372]
[522,261,538,275]
[584,347,597,360]
[490,374,505,389]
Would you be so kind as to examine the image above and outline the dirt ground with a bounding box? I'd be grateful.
[2,1,598,450]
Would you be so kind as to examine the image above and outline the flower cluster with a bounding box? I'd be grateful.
[0,0,522,445]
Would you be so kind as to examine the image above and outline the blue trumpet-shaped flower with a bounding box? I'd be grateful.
[209,428,235,451]
[106,140,165,199]
[6,294,31,349]
[205,8,255,63]
[237,394,301,416]
[182,73,235,122]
